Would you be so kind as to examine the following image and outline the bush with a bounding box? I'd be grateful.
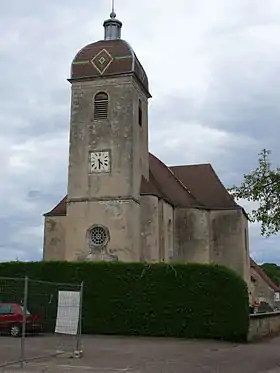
[0,261,249,342]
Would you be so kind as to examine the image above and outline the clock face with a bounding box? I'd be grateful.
[89,151,110,173]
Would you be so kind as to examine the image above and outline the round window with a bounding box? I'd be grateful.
[88,225,109,248]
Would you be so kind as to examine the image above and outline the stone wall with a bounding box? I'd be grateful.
[140,195,159,262]
[43,216,66,261]
[248,312,280,341]
[140,197,174,263]
[250,266,276,307]
[209,209,250,286]
[161,201,174,262]
[65,199,141,262]
[64,75,149,261]
[174,208,210,263]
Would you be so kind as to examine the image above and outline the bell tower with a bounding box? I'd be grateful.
[65,9,151,261]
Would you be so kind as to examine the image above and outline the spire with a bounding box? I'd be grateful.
[111,0,116,18]
[103,0,122,40]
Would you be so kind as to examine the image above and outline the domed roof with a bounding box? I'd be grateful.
[71,39,150,96]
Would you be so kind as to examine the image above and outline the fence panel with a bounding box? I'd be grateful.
[0,277,83,369]
[0,277,25,367]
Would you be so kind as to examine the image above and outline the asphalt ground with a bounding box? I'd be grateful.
[1,334,280,372]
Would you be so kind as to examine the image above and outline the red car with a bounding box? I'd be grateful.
[0,303,43,337]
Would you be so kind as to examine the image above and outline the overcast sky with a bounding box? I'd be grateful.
[1,0,280,264]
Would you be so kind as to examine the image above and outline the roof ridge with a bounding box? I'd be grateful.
[150,153,205,207]
[172,162,243,209]
[167,166,205,207]
[171,163,211,168]
[208,164,242,209]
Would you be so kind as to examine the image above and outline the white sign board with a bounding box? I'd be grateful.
[55,291,81,335]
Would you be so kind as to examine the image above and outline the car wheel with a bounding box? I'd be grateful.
[10,325,21,337]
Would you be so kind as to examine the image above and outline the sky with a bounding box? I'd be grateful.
[0,0,280,264]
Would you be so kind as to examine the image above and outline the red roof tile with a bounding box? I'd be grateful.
[44,196,67,217]
[170,163,240,210]
[146,154,203,207]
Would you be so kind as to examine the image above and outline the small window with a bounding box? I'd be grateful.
[138,100,142,126]
[94,92,108,120]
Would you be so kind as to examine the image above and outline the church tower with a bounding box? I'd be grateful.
[65,9,151,261]
[43,6,250,291]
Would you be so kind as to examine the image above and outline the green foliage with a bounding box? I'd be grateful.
[261,263,280,286]
[0,261,249,342]
[229,149,280,237]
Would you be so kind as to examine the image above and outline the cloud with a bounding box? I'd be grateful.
[0,131,68,261]
[1,0,280,264]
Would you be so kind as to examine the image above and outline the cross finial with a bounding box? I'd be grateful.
[104,0,122,40]
[110,0,116,18]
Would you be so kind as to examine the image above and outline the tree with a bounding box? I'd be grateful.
[261,263,280,286]
[229,149,280,237]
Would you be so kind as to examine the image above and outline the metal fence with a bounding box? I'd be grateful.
[0,276,83,369]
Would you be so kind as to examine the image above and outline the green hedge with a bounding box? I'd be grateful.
[0,261,249,342]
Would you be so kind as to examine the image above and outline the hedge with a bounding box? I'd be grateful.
[0,261,249,342]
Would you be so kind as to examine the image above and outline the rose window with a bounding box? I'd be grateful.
[89,225,108,247]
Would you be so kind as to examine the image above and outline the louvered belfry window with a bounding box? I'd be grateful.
[94,92,108,120]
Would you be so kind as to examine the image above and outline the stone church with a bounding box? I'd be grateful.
[43,10,250,285]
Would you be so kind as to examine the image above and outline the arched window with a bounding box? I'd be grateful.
[138,100,142,126]
[94,92,108,120]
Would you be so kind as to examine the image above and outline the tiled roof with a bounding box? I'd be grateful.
[250,258,280,292]
[145,154,203,208]
[44,196,67,217]
[44,154,240,216]
[170,163,240,210]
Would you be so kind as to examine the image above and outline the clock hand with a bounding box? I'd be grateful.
[98,159,103,167]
